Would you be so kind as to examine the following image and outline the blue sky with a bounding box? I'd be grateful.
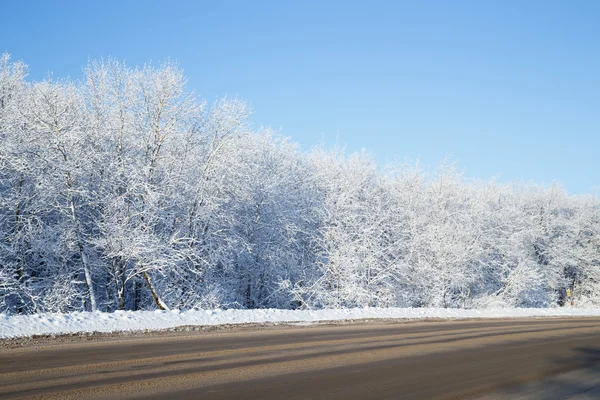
[2,0,599,194]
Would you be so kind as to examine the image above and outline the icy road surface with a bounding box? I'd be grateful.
[1,318,600,399]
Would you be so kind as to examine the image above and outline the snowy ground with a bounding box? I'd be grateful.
[2,307,600,339]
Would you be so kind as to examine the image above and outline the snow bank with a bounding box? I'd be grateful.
[2,307,600,339]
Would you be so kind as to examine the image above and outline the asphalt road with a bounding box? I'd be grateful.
[1,318,600,399]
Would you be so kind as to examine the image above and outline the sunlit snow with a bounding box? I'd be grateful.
[2,307,600,339]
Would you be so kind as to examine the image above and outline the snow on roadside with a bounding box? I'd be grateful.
[1,307,600,339]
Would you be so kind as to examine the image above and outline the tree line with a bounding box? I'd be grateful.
[0,54,598,314]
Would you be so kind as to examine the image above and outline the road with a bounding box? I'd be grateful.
[1,318,600,399]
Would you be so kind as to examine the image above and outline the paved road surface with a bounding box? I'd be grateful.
[1,318,600,399]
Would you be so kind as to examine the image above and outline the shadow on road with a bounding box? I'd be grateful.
[479,347,600,400]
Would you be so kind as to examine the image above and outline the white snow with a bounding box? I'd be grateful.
[2,307,600,339]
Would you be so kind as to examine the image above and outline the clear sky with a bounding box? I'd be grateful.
[1,0,599,194]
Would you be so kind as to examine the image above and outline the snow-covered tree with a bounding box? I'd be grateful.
[1,53,599,314]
